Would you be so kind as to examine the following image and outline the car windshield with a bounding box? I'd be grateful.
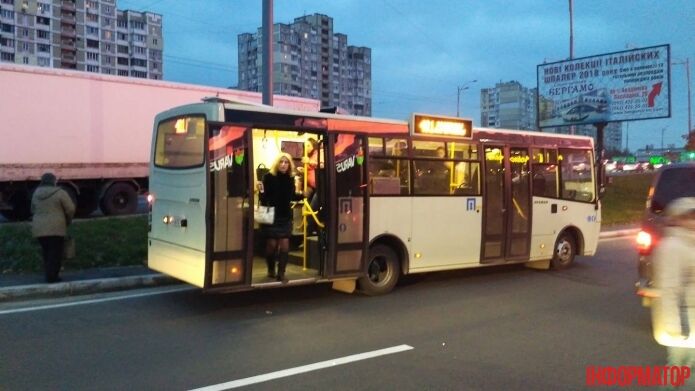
[651,167,695,212]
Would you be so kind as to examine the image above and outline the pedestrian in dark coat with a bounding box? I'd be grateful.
[258,153,303,282]
[31,172,75,283]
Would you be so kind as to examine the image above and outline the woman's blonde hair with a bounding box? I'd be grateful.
[269,152,296,176]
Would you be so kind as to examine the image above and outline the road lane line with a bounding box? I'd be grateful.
[0,286,194,315]
[189,344,415,391]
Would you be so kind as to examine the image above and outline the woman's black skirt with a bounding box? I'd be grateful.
[261,216,293,238]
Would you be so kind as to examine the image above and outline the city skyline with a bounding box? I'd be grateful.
[117,0,694,151]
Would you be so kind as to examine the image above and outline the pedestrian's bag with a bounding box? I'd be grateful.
[63,235,75,260]
[254,205,275,225]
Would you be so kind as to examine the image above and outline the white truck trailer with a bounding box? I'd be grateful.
[0,64,320,220]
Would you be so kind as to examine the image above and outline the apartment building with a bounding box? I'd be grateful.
[480,81,537,131]
[238,13,371,116]
[0,0,162,79]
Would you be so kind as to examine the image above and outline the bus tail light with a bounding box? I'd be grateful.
[636,230,653,255]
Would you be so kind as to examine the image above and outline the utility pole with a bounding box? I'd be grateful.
[262,0,273,106]
[568,0,575,135]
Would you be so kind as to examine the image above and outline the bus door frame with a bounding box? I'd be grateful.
[480,143,532,263]
[323,131,369,280]
[204,123,254,289]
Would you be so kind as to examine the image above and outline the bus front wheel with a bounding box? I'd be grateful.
[359,245,400,296]
[551,233,576,270]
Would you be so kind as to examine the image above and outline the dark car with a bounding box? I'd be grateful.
[636,162,695,305]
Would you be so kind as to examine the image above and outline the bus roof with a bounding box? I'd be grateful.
[175,101,595,149]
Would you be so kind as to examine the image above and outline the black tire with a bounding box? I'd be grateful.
[551,232,576,270]
[358,244,400,296]
[100,182,138,216]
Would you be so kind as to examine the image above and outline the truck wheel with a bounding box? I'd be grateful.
[100,183,138,216]
[358,245,400,296]
[551,233,576,270]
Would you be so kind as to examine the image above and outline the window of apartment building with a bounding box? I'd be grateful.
[131,58,146,67]
[131,70,147,78]
[86,64,99,73]
[86,39,99,49]
[152,38,158,46]
[102,5,112,14]
[86,52,99,61]
[133,34,145,42]
[117,19,127,28]
[103,68,114,75]
[22,56,28,64]
[36,16,50,26]
[117,57,128,65]
[117,69,128,76]
[86,0,97,10]
[102,16,112,27]
[103,55,113,65]
[37,30,49,39]
[0,0,13,5]
[117,45,128,54]
[102,30,112,40]
[37,57,50,66]
[0,23,13,33]
[19,27,29,37]
[19,41,31,52]
[86,26,99,35]
[149,49,161,60]
[134,46,146,55]
[131,21,144,30]
[86,14,98,23]
[0,52,14,61]
[103,43,112,52]
[117,32,127,40]
[0,9,14,19]
[37,43,50,53]
[0,37,13,47]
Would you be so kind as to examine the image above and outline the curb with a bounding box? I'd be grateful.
[599,228,640,239]
[0,273,179,302]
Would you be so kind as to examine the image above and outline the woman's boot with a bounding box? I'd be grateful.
[265,253,276,278]
[276,252,289,283]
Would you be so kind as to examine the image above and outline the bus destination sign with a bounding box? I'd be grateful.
[412,114,473,138]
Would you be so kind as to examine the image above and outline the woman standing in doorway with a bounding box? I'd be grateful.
[258,153,303,282]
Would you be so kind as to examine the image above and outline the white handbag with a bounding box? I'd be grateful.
[254,205,275,225]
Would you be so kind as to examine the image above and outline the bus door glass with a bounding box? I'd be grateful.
[508,147,531,258]
[482,145,532,262]
[326,133,368,277]
[208,125,251,287]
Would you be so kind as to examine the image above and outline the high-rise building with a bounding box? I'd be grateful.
[0,0,162,79]
[480,80,623,151]
[480,81,537,130]
[238,13,371,116]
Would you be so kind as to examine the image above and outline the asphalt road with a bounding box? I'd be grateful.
[0,237,668,390]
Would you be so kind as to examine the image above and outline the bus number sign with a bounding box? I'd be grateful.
[412,114,472,138]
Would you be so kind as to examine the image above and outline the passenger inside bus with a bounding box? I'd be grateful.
[415,147,450,194]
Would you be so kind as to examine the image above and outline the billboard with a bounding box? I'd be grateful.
[537,44,670,128]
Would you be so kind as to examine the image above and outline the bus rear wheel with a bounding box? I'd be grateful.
[551,233,576,270]
[359,244,400,296]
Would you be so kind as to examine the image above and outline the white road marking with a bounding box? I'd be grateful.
[189,344,415,391]
[0,286,194,315]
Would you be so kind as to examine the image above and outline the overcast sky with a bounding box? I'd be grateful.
[119,0,694,152]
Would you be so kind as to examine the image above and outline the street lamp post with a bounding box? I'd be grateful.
[673,58,692,140]
[661,126,668,150]
[456,80,477,117]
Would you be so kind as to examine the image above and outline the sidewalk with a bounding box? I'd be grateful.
[0,226,640,303]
